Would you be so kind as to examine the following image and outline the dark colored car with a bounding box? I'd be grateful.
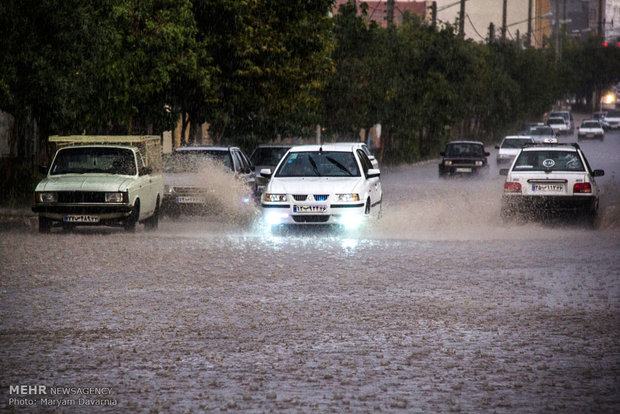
[438,141,490,177]
[162,146,257,216]
[249,145,292,195]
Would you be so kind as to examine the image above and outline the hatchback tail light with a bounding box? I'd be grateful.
[504,182,522,193]
[573,182,592,193]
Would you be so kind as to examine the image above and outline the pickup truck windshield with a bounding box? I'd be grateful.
[50,147,136,175]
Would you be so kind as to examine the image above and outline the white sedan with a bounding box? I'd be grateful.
[260,144,382,229]
[577,120,605,140]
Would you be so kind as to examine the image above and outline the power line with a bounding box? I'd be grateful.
[438,0,469,13]
[465,13,486,41]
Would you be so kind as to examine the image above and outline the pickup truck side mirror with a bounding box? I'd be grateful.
[499,169,509,176]
[484,152,490,157]
[494,145,500,149]
[139,166,153,176]
[592,169,605,177]
[260,168,272,178]
[439,151,445,157]
[39,165,49,175]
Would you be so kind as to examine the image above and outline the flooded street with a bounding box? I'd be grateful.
[1,131,620,412]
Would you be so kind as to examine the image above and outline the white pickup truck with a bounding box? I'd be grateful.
[32,135,164,233]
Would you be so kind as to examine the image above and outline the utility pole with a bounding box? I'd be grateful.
[387,0,395,27]
[527,0,533,47]
[459,0,465,37]
[598,0,604,41]
[501,0,507,41]
[555,0,561,63]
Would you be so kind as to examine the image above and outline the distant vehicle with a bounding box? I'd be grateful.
[547,116,570,135]
[528,125,558,143]
[32,135,164,233]
[603,109,620,129]
[260,144,382,229]
[162,146,257,216]
[547,110,574,133]
[577,120,605,140]
[592,111,610,130]
[438,141,490,177]
[331,142,379,169]
[495,136,535,165]
[249,144,292,195]
[500,143,604,222]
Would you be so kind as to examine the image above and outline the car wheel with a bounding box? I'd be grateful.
[124,200,139,232]
[38,216,52,234]
[144,197,160,231]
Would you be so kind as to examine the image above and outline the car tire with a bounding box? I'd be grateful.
[38,216,52,234]
[144,197,160,231]
[124,200,139,232]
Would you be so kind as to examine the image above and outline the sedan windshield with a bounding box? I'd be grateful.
[513,151,585,172]
[445,143,484,157]
[250,147,290,166]
[51,147,136,175]
[164,150,232,173]
[276,151,360,177]
[581,121,601,128]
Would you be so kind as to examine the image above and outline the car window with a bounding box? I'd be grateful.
[445,143,484,157]
[501,139,532,149]
[547,118,565,125]
[250,147,290,166]
[164,150,233,173]
[231,151,244,173]
[581,121,600,128]
[51,147,136,175]
[513,150,585,172]
[276,151,360,177]
[356,149,372,176]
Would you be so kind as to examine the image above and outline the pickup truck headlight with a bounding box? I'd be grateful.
[105,192,127,203]
[264,193,287,202]
[35,191,57,203]
[335,193,360,202]
[444,160,452,166]
[475,160,484,166]
[164,185,175,194]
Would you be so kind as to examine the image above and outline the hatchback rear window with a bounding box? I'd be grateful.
[513,150,585,172]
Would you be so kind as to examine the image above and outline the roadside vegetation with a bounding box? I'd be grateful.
[1,0,619,205]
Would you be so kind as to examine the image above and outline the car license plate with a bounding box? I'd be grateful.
[532,184,564,192]
[64,215,100,223]
[176,196,205,204]
[293,205,326,213]
[455,167,472,173]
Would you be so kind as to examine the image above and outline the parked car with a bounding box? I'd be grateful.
[500,143,604,222]
[162,146,257,216]
[528,125,558,144]
[603,109,620,129]
[438,141,490,177]
[547,116,570,135]
[495,136,535,165]
[249,144,292,195]
[260,144,382,229]
[577,120,605,140]
[547,110,574,133]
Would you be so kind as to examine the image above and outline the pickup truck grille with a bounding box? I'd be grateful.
[57,191,106,203]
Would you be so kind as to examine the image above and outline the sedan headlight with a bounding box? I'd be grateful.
[35,191,57,203]
[105,192,127,203]
[335,193,360,202]
[264,193,287,202]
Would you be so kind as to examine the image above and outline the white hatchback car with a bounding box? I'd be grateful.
[260,144,382,229]
[500,143,604,221]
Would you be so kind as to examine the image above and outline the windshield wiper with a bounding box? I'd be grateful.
[308,156,321,177]
[326,156,353,176]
